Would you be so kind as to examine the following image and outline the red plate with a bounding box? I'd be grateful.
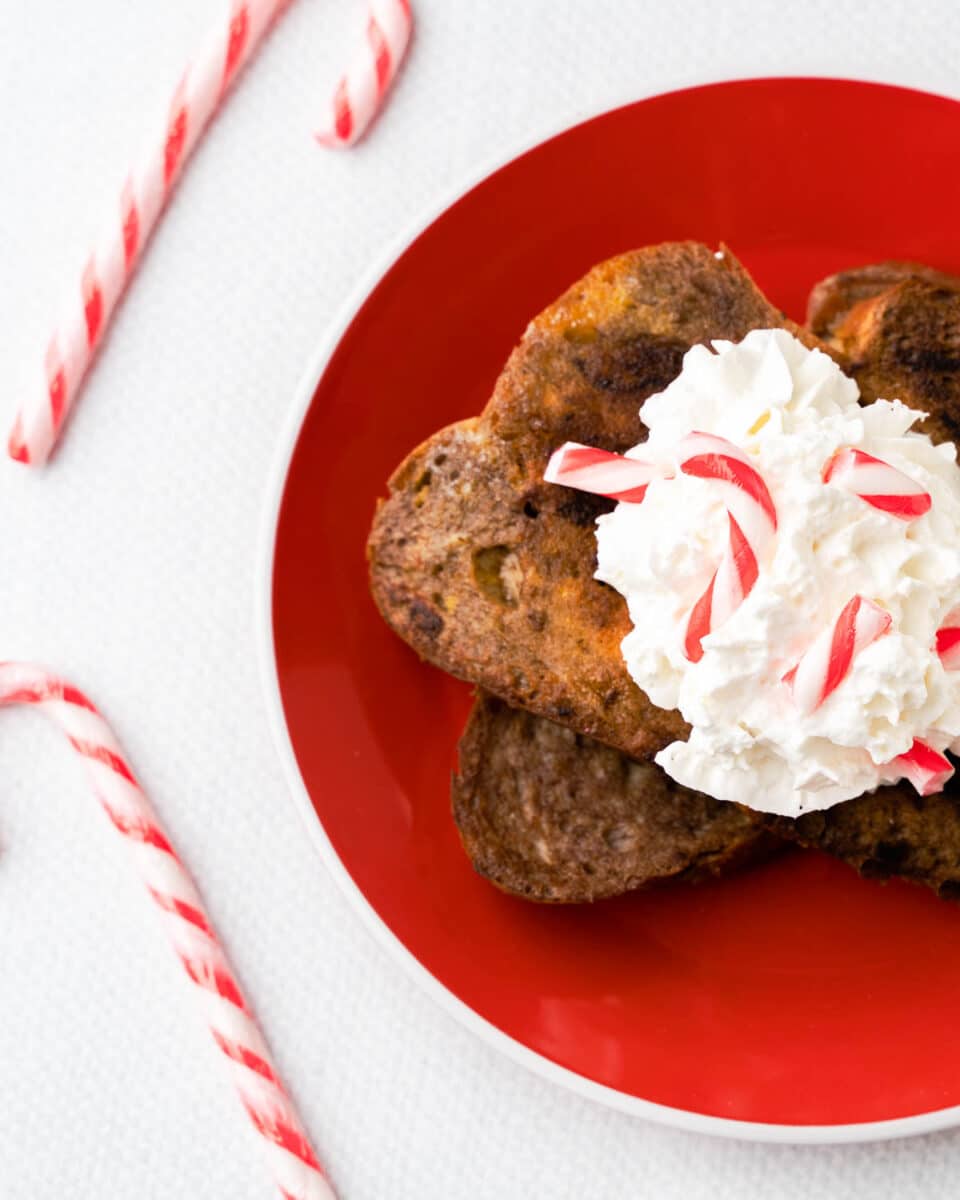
[261,79,960,1140]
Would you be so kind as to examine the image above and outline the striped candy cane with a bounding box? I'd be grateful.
[887,737,954,797]
[782,595,892,713]
[543,431,778,662]
[315,0,413,147]
[677,432,778,663]
[8,0,295,468]
[936,609,960,670]
[543,441,673,503]
[823,448,932,520]
[0,663,334,1200]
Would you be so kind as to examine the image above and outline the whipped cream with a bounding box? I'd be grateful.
[594,328,960,816]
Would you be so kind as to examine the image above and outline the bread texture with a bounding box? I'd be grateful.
[368,242,809,760]
[806,260,960,341]
[452,693,776,902]
[809,264,960,446]
[767,781,960,901]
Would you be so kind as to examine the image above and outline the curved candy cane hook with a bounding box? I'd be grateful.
[0,663,335,1200]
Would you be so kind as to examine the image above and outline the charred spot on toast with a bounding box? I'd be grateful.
[572,331,688,395]
[554,490,610,528]
[408,598,444,639]
[859,839,910,879]
[888,336,960,378]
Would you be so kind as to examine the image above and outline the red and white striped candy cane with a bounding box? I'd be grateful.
[8,0,294,468]
[822,448,932,520]
[0,663,334,1200]
[543,441,673,504]
[887,737,954,796]
[542,431,778,661]
[782,595,892,714]
[315,0,412,147]
[677,432,778,663]
[936,608,960,670]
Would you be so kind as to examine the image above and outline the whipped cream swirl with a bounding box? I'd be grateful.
[594,328,960,816]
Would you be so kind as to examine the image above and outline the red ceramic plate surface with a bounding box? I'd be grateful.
[262,79,960,1140]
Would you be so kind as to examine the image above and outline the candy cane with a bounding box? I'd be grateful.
[315,0,412,147]
[677,432,778,663]
[8,0,296,468]
[0,663,335,1200]
[543,442,673,503]
[543,431,777,661]
[936,608,960,670]
[782,595,892,713]
[823,448,932,520]
[887,737,954,797]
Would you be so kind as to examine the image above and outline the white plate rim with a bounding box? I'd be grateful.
[255,76,960,1146]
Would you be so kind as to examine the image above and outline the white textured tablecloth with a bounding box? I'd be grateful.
[3,1,960,1196]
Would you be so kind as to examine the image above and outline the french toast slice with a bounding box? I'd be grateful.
[765,780,960,901]
[809,265,960,445]
[806,260,960,341]
[368,242,813,761]
[452,693,776,902]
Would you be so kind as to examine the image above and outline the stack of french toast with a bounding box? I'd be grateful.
[367,242,960,903]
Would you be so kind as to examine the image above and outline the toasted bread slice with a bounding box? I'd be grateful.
[809,266,960,446]
[806,261,960,341]
[368,242,811,760]
[452,693,777,902]
[766,781,960,901]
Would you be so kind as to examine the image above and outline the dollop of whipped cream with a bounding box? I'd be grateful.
[594,328,960,817]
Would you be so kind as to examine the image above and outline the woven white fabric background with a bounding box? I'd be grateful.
[3,1,960,1196]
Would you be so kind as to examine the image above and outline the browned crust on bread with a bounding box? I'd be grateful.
[806,261,960,341]
[453,693,778,903]
[807,262,960,446]
[368,242,810,760]
[767,778,960,901]
[830,279,960,446]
